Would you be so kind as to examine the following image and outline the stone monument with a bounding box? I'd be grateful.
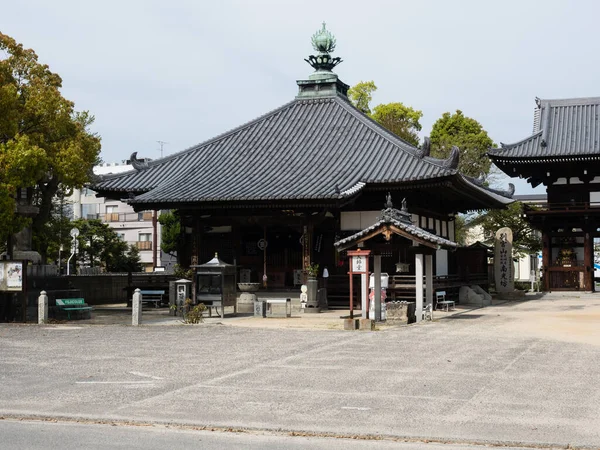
[494,227,514,294]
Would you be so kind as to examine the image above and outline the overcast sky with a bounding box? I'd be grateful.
[3,0,599,195]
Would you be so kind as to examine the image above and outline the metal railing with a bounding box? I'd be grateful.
[93,211,154,222]
[525,201,600,213]
[134,241,152,250]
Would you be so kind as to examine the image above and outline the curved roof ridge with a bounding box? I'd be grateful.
[457,174,514,204]
[540,96,600,106]
[339,181,365,198]
[488,130,543,155]
[462,174,514,199]
[333,97,458,173]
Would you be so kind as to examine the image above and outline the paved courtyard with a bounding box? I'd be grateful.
[1,294,599,448]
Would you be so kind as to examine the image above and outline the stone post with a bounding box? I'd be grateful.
[361,273,368,319]
[415,253,424,323]
[132,288,142,326]
[38,290,48,324]
[304,278,320,313]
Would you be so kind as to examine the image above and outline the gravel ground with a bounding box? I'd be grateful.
[1,293,599,449]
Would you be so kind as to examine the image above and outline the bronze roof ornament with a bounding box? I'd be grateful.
[311,22,336,53]
[304,22,342,73]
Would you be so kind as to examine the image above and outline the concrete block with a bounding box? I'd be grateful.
[358,318,375,330]
[385,302,410,325]
[343,318,358,330]
[254,301,266,318]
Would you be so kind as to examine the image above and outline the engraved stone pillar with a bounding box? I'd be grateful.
[132,288,142,326]
[495,227,514,293]
[38,290,48,324]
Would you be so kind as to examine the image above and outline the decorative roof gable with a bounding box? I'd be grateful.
[334,196,458,251]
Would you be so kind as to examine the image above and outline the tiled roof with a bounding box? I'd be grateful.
[93,95,460,203]
[489,97,600,161]
[334,207,458,251]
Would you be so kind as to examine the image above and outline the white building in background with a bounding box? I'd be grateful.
[70,162,162,272]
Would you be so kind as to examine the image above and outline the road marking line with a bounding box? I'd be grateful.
[47,327,83,330]
[129,371,164,380]
[75,381,155,384]
[341,406,371,411]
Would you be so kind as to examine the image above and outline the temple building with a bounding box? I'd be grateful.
[93,24,512,302]
[489,97,600,292]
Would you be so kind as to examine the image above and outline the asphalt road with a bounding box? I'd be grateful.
[1,295,599,449]
[0,419,543,450]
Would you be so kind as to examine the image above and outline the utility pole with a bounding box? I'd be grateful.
[157,141,168,158]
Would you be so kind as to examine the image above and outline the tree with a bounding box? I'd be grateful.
[0,33,101,250]
[453,215,468,246]
[371,103,423,147]
[71,219,142,272]
[468,202,542,257]
[158,211,180,257]
[429,110,494,178]
[110,245,143,273]
[348,81,422,146]
[31,186,74,264]
[348,80,377,114]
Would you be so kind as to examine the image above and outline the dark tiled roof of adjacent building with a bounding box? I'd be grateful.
[489,97,600,161]
[93,95,469,204]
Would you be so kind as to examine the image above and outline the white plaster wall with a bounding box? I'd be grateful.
[340,212,361,230]
[360,211,380,229]
[516,256,531,281]
[341,211,381,230]
[590,191,600,204]
[436,249,448,276]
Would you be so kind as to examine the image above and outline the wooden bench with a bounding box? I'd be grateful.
[140,290,165,308]
[435,291,455,311]
[56,298,93,320]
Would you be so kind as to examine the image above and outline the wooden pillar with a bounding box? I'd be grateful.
[302,223,313,283]
[152,210,158,269]
[426,254,433,307]
[584,231,593,291]
[190,217,201,304]
[415,253,424,323]
[263,225,267,288]
[191,216,201,267]
[542,232,551,292]
[374,254,382,322]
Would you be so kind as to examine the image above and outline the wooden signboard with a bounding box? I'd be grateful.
[0,261,24,292]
